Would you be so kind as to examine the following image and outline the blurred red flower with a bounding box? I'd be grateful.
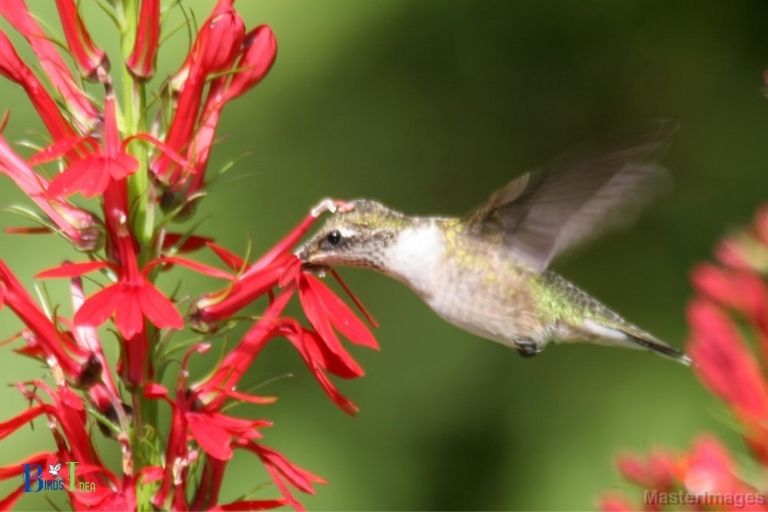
[600,206,768,511]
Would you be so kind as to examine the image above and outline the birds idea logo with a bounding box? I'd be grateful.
[22,461,96,493]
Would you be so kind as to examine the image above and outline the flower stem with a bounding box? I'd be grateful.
[119,0,153,251]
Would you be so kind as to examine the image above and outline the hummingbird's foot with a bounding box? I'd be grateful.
[515,340,542,358]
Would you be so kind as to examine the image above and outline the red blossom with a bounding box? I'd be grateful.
[0,381,134,510]
[0,1,374,509]
[126,0,160,79]
[598,494,636,512]
[38,242,231,338]
[0,0,98,130]
[192,203,378,415]
[0,260,99,385]
[688,299,768,423]
[185,25,277,195]
[144,343,318,510]
[54,0,108,79]
[692,264,768,333]
[48,95,138,198]
[0,135,101,250]
[0,453,55,508]
[152,0,246,186]
[602,204,768,510]
[604,437,768,512]
[0,32,81,144]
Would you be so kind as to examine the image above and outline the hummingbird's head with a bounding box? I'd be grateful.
[298,199,408,271]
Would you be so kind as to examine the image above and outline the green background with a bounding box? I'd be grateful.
[1,1,767,510]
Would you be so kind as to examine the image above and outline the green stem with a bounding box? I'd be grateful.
[116,2,160,510]
[119,0,154,252]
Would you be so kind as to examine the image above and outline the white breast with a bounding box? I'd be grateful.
[384,222,535,349]
[384,222,446,298]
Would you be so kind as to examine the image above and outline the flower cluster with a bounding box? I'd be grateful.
[0,1,378,510]
[599,206,768,511]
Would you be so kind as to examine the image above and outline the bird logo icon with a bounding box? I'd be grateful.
[48,462,62,481]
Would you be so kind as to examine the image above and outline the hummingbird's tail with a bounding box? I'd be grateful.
[618,329,691,366]
[580,318,691,366]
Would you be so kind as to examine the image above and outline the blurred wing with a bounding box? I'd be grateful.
[464,122,676,272]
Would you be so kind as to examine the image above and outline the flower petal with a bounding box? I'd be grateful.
[298,277,364,377]
[206,241,244,271]
[255,445,326,492]
[0,405,48,441]
[187,412,232,460]
[688,300,768,420]
[283,327,359,415]
[305,274,378,349]
[115,288,145,339]
[146,256,233,281]
[109,153,139,180]
[215,498,287,511]
[74,284,125,328]
[138,281,184,330]
[48,156,111,198]
[36,261,110,279]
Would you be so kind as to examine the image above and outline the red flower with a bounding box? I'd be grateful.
[0,135,101,250]
[192,201,378,415]
[688,300,768,423]
[223,26,278,102]
[152,0,246,186]
[0,0,98,130]
[602,204,768,510]
[0,260,99,386]
[193,203,345,328]
[126,0,160,79]
[692,264,768,332]
[54,0,108,80]
[0,0,378,508]
[0,32,81,144]
[598,494,636,512]
[603,437,767,512]
[616,449,678,490]
[48,95,138,198]
[38,243,231,339]
[145,343,319,510]
[185,25,277,196]
[0,381,133,510]
[0,453,56,509]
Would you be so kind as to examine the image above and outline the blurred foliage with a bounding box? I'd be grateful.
[1,0,768,509]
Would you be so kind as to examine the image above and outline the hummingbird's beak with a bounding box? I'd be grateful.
[296,245,329,275]
[295,245,310,264]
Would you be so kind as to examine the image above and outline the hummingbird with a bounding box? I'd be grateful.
[298,124,690,365]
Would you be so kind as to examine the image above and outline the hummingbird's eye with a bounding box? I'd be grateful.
[325,230,342,246]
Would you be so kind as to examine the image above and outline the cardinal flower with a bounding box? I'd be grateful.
[0,1,378,509]
[38,232,232,338]
[600,205,768,510]
[152,0,246,186]
[54,0,108,80]
[145,343,323,510]
[126,0,160,79]
[192,201,378,415]
[0,31,81,144]
[48,95,138,198]
[0,0,98,130]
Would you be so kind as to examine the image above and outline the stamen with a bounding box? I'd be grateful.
[329,268,379,328]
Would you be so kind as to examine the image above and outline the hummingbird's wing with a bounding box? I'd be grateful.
[464,122,676,272]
